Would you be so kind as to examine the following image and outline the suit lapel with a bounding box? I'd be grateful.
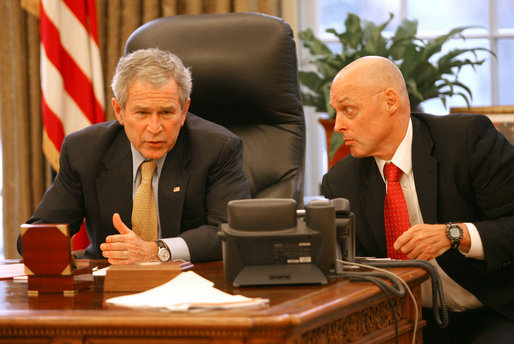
[360,158,388,255]
[411,116,438,223]
[158,130,191,237]
[95,130,133,233]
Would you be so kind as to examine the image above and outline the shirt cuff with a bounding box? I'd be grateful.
[460,222,485,260]
[161,237,191,262]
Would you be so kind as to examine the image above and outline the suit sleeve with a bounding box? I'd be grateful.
[320,174,333,199]
[179,135,251,262]
[467,115,514,272]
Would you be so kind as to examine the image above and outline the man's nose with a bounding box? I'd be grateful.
[333,113,347,133]
[147,114,162,133]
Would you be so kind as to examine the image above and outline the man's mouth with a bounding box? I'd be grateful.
[146,141,164,147]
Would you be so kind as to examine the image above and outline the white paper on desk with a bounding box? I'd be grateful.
[92,266,110,276]
[105,271,269,312]
[0,263,26,280]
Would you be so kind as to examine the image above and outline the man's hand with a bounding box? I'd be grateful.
[100,213,159,265]
[393,223,470,260]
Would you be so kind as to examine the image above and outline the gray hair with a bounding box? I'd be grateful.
[111,48,192,109]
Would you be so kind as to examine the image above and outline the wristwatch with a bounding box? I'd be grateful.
[156,240,171,262]
[446,223,463,249]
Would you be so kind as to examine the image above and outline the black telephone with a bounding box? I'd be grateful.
[218,198,356,286]
[218,197,448,328]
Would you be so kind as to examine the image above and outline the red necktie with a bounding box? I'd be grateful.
[384,163,410,260]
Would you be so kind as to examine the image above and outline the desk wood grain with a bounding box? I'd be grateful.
[0,260,427,344]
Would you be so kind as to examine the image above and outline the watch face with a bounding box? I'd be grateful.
[450,227,460,238]
[158,248,171,262]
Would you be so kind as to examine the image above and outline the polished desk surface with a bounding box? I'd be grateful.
[0,260,427,344]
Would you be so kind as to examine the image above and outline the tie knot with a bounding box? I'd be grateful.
[384,163,402,182]
[140,160,156,182]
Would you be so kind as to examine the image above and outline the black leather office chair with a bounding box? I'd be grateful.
[125,12,305,205]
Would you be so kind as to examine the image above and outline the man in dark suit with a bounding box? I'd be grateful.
[321,56,513,343]
[18,48,250,264]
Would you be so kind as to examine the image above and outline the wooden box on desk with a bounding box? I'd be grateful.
[103,261,193,292]
[20,223,93,296]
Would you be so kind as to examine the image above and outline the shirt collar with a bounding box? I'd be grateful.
[130,144,167,182]
[375,118,413,181]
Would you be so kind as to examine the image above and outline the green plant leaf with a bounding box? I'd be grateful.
[451,80,473,99]
[405,78,424,103]
[299,29,333,56]
[390,18,418,59]
[343,13,363,49]
[321,83,335,118]
[424,26,477,59]
[329,131,344,160]
[299,71,323,90]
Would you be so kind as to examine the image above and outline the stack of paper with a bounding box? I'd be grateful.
[105,271,269,312]
[0,263,26,279]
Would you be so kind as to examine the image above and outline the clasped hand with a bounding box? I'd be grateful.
[100,213,158,265]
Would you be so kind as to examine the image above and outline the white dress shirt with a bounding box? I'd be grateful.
[374,119,483,311]
[131,145,190,262]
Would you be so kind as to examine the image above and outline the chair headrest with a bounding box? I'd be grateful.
[125,12,304,127]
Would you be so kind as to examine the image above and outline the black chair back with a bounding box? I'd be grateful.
[125,12,305,205]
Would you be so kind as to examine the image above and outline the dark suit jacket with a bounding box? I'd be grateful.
[322,113,514,320]
[19,113,251,263]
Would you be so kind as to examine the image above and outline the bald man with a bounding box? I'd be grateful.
[321,56,514,343]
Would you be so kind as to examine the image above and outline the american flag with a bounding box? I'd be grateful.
[39,0,105,249]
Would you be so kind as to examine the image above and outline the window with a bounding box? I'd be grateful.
[315,0,514,114]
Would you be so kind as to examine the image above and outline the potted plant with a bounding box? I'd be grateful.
[299,13,492,168]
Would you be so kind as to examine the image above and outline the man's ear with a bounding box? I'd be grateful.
[181,98,191,126]
[112,98,124,125]
[384,88,400,113]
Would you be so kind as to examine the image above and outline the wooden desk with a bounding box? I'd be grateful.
[0,260,427,344]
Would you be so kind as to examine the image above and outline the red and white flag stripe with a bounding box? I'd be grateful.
[40,0,105,172]
[39,0,105,249]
